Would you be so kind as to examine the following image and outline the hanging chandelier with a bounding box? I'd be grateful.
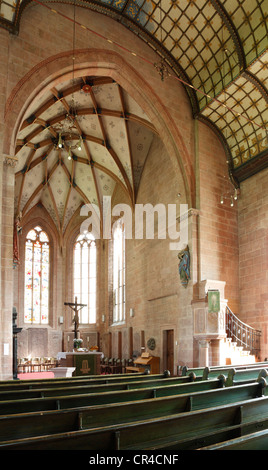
[221,176,240,207]
[55,109,83,160]
[220,186,239,207]
[154,60,170,81]
[54,0,82,160]
[219,23,240,208]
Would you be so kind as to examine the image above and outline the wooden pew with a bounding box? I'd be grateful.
[2,364,263,396]
[0,375,225,414]
[184,367,268,389]
[1,390,268,450]
[0,372,166,391]
[0,374,201,402]
[182,366,237,379]
[225,368,268,387]
[0,378,225,443]
[181,366,204,377]
[0,373,265,417]
[198,428,268,451]
[181,361,268,377]
[203,367,268,383]
[0,366,266,407]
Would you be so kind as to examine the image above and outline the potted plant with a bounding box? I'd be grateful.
[73,338,83,351]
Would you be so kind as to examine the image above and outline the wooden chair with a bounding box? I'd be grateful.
[121,359,126,373]
[100,357,110,374]
[42,357,55,371]
[17,358,31,374]
[111,359,122,374]
[31,358,42,373]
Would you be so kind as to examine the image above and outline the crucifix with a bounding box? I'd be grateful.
[64,296,87,338]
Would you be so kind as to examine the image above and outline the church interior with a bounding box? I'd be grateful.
[0,0,267,451]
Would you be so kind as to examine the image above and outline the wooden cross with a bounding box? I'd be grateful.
[64,296,87,338]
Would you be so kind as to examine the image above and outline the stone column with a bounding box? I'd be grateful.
[176,208,200,367]
[0,155,17,380]
[198,339,210,367]
[0,155,2,327]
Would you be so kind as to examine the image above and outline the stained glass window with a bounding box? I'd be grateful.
[24,226,49,324]
[73,232,97,324]
[113,220,125,323]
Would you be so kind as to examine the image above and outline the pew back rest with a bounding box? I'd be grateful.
[198,428,268,450]
[225,368,268,387]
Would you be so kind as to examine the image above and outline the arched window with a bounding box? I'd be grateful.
[24,226,49,324]
[113,220,126,323]
[73,232,97,324]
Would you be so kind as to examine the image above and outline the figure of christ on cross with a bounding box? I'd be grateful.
[64,297,87,338]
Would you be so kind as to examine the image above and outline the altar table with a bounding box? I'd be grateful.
[57,352,102,376]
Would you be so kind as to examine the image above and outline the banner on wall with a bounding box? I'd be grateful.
[208,290,220,313]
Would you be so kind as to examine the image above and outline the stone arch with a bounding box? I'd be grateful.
[4,48,195,207]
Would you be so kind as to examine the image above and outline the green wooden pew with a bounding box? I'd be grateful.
[183,366,239,379]
[1,393,268,450]
[181,361,268,377]
[0,374,265,417]
[198,428,268,450]
[181,366,204,377]
[185,367,268,388]
[0,381,265,445]
[0,375,200,402]
[0,366,264,402]
[225,368,268,387]
[0,375,225,415]
[0,372,170,392]
[0,379,225,442]
[204,367,268,383]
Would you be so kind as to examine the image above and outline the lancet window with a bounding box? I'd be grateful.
[73,232,97,324]
[113,219,126,323]
[24,226,49,324]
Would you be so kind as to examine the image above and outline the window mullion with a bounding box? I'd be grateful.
[40,243,43,325]
[87,244,91,323]
[31,242,34,324]
[80,243,83,320]
[113,222,125,324]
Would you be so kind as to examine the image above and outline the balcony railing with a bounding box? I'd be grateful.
[226,306,261,359]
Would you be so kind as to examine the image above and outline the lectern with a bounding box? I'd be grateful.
[126,352,160,374]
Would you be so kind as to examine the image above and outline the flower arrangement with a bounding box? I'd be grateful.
[73,338,83,349]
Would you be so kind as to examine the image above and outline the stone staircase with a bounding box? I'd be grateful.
[224,306,261,365]
[224,337,256,365]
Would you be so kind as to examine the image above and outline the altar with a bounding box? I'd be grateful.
[57,351,103,376]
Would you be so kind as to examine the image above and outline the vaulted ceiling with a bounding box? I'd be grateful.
[14,76,156,235]
[1,0,267,233]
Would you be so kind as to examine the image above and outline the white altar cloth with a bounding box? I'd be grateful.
[57,351,104,361]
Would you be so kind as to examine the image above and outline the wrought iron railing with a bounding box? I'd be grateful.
[226,306,261,359]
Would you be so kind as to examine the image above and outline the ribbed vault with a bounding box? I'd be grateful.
[1,0,267,184]
[14,75,158,236]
